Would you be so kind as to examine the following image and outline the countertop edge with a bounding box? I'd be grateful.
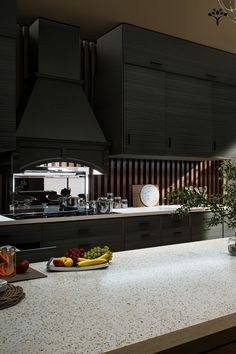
[0,208,209,226]
[104,312,236,354]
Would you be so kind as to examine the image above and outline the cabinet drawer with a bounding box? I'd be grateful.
[191,212,213,226]
[43,219,122,240]
[123,24,211,79]
[125,231,161,250]
[42,238,84,255]
[161,227,191,245]
[191,213,222,241]
[191,225,222,241]
[43,233,124,253]
[42,219,124,252]
[0,224,42,246]
[223,223,233,238]
[161,215,190,229]
[124,216,161,233]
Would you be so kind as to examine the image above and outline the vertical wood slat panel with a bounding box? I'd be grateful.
[90,158,223,206]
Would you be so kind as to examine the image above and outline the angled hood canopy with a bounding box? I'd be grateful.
[16,18,108,172]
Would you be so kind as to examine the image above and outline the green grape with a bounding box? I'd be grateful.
[94,253,98,257]
[108,251,113,261]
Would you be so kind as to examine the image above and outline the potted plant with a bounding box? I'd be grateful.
[168,160,236,255]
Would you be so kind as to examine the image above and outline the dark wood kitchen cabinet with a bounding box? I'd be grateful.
[160,214,191,245]
[96,23,236,158]
[123,64,165,155]
[124,215,161,250]
[0,224,42,249]
[41,219,125,254]
[0,0,16,38]
[191,212,223,241]
[0,0,16,153]
[166,73,212,157]
[0,37,16,152]
[212,83,236,158]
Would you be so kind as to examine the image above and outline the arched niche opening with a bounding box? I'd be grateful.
[11,159,103,214]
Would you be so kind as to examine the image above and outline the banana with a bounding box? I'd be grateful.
[78,252,109,263]
[98,252,109,261]
[77,258,106,267]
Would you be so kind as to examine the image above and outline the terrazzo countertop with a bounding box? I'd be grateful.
[2,238,236,354]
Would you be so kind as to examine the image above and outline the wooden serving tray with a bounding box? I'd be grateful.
[47,258,109,272]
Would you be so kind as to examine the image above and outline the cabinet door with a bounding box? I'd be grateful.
[123,64,166,155]
[0,37,15,152]
[124,216,161,250]
[213,83,236,158]
[166,73,212,157]
[191,212,223,241]
[123,24,213,80]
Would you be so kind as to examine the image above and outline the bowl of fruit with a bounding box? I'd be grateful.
[47,246,112,271]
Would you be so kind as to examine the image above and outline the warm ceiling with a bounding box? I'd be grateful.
[17,0,236,54]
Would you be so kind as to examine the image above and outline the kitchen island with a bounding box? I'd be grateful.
[2,238,236,354]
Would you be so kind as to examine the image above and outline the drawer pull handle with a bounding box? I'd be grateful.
[150,61,163,67]
[140,222,149,226]
[173,231,182,235]
[79,243,92,247]
[206,73,216,79]
[128,134,131,145]
[141,234,151,238]
[212,141,216,151]
[78,229,89,233]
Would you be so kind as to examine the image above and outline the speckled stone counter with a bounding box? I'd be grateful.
[2,238,236,354]
[0,205,208,226]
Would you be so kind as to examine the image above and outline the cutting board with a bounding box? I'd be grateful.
[132,185,159,207]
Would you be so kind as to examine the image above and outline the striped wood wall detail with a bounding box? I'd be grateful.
[89,159,222,206]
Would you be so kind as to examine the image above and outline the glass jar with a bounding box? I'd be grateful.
[107,193,114,200]
[121,199,128,208]
[228,236,236,256]
[113,196,122,209]
[0,245,16,277]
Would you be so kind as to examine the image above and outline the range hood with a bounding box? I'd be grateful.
[16,18,108,172]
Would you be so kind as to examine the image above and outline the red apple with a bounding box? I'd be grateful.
[53,258,64,267]
[16,259,29,274]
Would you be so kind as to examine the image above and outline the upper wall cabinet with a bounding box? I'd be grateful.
[123,24,236,86]
[123,64,165,155]
[213,83,236,158]
[0,0,16,38]
[0,0,16,153]
[166,73,212,157]
[95,24,236,158]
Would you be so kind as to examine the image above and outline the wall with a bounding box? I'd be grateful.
[89,158,222,205]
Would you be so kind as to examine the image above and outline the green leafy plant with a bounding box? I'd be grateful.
[168,160,236,231]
